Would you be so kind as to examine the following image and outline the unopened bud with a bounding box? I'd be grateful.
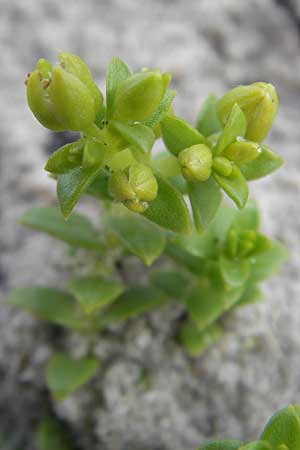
[217,82,278,142]
[213,156,233,177]
[113,70,170,122]
[224,140,261,165]
[178,144,212,182]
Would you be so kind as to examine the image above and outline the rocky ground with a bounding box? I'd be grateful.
[1,0,300,449]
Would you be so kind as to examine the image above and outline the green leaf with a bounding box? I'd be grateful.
[238,441,272,450]
[180,321,222,356]
[152,151,182,178]
[260,405,300,450]
[6,287,84,330]
[143,89,176,128]
[99,286,168,325]
[45,141,84,174]
[166,242,205,275]
[196,94,223,137]
[215,103,247,155]
[241,144,284,180]
[46,352,99,400]
[231,200,259,232]
[161,114,206,156]
[82,140,106,168]
[143,174,192,234]
[249,241,288,283]
[214,165,248,208]
[220,254,250,288]
[107,148,137,172]
[20,207,104,251]
[186,269,243,331]
[57,166,101,219]
[237,283,262,307]
[106,57,131,118]
[85,169,112,200]
[109,120,155,153]
[188,177,223,231]
[68,276,124,314]
[107,211,166,266]
[37,416,74,450]
[150,268,193,301]
[197,440,244,450]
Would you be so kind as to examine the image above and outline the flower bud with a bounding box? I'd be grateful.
[224,140,261,165]
[217,82,278,142]
[113,70,170,122]
[213,156,233,177]
[26,54,99,132]
[178,144,212,182]
[58,52,103,114]
[109,164,158,212]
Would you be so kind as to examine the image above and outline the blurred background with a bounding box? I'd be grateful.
[1,0,300,449]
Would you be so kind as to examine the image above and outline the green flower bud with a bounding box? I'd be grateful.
[26,70,65,131]
[217,82,278,142]
[109,164,158,212]
[213,156,233,177]
[224,140,261,165]
[58,52,103,113]
[178,144,212,182]
[48,66,96,131]
[113,70,170,122]
[26,54,99,132]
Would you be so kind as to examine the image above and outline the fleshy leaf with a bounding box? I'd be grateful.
[240,144,283,180]
[57,166,101,219]
[214,165,249,208]
[143,174,192,234]
[68,276,124,314]
[20,207,104,251]
[106,57,131,118]
[260,405,300,450]
[85,169,112,200]
[143,89,176,128]
[161,114,206,156]
[37,416,74,450]
[196,94,223,137]
[150,268,193,301]
[188,177,223,231]
[109,120,155,153]
[46,352,99,400]
[107,211,166,266]
[237,283,262,307]
[219,254,250,288]
[238,441,273,450]
[45,141,84,174]
[215,103,247,155]
[152,151,182,178]
[249,241,288,282]
[180,321,222,356]
[6,287,84,330]
[99,287,168,325]
[231,200,259,232]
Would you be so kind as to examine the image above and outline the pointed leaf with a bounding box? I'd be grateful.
[143,89,176,128]
[6,287,84,330]
[238,441,272,450]
[85,169,112,200]
[197,440,244,450]
[37,416,74,450]
[220,254,250,288]
[107,211,166,266]
[46,352,99,400]
[68,276,124,314]
[215,103,247,155]
[99,286,168,325]
[20,207,104,251]
[107,148,137,172]
[231,200,259,232]
[143,174,192,233]
[180,321,222,356]
[241,144,284,180]
[57,166,101,219]
[150,268,193,301]
[237,283,262,307]
[161,114,206,156]
[45,141,84,174]
[196,94,223,137]
[260,405,300,450]
[110,120,155,153]
[214,165,248,208]
[249,241,288,282]
[106,57,131,118]
[188,177,222,231]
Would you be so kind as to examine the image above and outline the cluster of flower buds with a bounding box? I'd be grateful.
[108,163,158,212]
[225,227,270,260]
